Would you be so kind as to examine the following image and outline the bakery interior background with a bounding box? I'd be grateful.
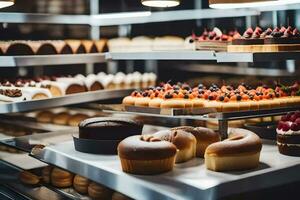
[0,0,299,84]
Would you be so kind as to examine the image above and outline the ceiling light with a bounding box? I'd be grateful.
[0,0,14,9]
[141,0,180,8]
[209,0,278,9]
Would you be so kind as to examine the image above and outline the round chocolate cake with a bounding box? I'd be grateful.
[78,117,143,140]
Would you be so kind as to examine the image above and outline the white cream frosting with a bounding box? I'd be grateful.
[277,142,300,147]
[101,74,114,87]
[124,74,134,85]
[277,128,300,135]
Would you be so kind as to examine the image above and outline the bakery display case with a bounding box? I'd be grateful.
[0,0,300,200]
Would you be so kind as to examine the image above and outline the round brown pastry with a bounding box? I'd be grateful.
[88,182,112,200]
[112,192,132,200]
[51,168,74,188]
[171,126,220,158]
[42,166,52,184]
[6,42,35,55]
[79,117,143,140]
[36,110,55,123]
[118,135,177,175]
[73,175,90,194]
[122,96,136,106]
[205,128,262,171]
[153,130,196,163]
[67,113,89,126]
[19,171,40,185]
[52,112,71,125]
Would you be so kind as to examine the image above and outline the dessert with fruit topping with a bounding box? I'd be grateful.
[229,26,300,52]
[264,26,300,44]
[187,27,233,51]
[277,111,300,156]
[122,81,300,111]
[232,27,264,45]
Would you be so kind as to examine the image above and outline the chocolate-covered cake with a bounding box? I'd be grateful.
[277,111,300,156]
[232,27,264,45]
[79,117,143,140]
[264,26,300,44]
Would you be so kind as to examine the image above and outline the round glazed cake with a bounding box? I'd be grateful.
[277,111,300,156]
[79,117,143,140]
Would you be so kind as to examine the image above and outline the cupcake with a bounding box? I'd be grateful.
[277,111,300,156]
[118,135,177,175]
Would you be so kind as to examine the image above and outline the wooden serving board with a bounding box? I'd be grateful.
[228,44,300,52]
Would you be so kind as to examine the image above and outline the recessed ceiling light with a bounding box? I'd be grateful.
[0,0,14,9]
[141,0,180,8]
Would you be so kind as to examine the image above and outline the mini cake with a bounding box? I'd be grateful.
[51,168,74,188]
[88,182,113,200]
[153,129,197,163]
[19,171,40,185]
[205,128,262,171]
[73,175,90,194]
[277,111,300,156]
[118,135,177,175]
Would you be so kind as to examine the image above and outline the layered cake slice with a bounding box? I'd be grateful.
[277,111,300,156]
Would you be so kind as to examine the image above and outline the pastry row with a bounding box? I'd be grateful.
[122,82,300,111]
[0,71,156,102]
[108,36,193,52]
[19,167,132,200]
[0,39,106,55]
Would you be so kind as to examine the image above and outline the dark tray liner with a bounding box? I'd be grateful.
[73,135,120,154]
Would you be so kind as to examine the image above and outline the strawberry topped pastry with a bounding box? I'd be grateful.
[277,111,300,156]
[264,26,300,44]
[232,27,264,45]
[187,27,233,51]
[122,81,300,111]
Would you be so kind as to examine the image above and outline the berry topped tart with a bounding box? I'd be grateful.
[277,111,300,156]
[187,27,233,51]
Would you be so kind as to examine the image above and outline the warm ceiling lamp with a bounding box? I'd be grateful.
[0,0,14,9]
[209,0,278,9]
[141,0,180,7]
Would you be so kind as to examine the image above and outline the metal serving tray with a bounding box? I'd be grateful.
[31,139,300,200]
[0,128,76,152]
[0,89,132,114]
[101,104,300,120]
[0,53,106,67]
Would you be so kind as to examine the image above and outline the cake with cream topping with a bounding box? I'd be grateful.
[277,111,300,156]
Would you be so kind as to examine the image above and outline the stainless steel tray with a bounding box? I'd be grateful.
[0,128,76,152]
[0,89,132,114]
[101,104,300,120]
[31,138,300,200]
[0,53,106,67]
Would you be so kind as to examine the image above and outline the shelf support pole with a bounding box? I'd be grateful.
[218,119,228,140]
